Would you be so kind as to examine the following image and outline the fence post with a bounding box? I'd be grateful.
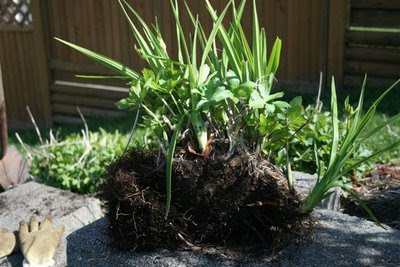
[0,64,8,158]
[30,0,52,126]
[327,0,348,89]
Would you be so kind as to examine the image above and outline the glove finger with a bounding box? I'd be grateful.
[19,221,29,238]
[29,215,39,232]
[54,225,65,238]
[39,214,52,230]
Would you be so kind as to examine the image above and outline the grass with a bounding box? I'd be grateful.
[9,115,134,148]
[366,114,400,164]
[300,77,400,215]
[283,85,400,166]
[10,113,159,194]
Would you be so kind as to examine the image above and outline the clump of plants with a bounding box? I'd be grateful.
[58,0,400,252]
[273,102,373,178]
[17,116,151,194]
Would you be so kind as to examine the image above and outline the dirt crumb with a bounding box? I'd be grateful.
[104,146,311,253]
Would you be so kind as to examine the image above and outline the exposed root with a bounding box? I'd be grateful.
[103,145,311,252]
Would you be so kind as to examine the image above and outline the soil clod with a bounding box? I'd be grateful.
[104,146,310,252]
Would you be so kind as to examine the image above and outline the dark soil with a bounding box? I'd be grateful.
[342,164,400,230]
[104,145,310,252]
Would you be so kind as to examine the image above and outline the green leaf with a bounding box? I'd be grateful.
[205,0,242,80]
[266,37,282,75]
[165,115,186,218]
[211,87,237,103]
[200,0,232,68]
[252,0,261,80]
[328,77,339,169]
[55,38,140,81]
[273,101,291,109]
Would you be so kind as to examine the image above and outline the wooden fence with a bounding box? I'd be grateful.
[0,0,397,126]
[0,0,51,127]
[344,0,400,88]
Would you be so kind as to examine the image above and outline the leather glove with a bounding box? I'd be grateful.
[19,215,65,266]
[0,228,17,258]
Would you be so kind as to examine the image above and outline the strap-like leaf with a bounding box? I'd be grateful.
[55,38,140,81]
[328,77,339,169]
[165,115,186,218]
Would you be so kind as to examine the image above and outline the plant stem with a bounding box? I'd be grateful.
[191,111,208,153]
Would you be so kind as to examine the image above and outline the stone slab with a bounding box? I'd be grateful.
[293,171,341,211]
[2,179,399,266]
[0,182,103,266]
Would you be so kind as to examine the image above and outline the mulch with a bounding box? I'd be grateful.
[342,164,400,230]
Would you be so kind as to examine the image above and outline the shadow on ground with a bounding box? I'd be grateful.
[65,210,400,267]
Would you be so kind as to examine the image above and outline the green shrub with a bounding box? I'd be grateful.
[18,127,151,194]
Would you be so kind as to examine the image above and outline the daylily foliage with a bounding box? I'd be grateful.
[57,0,400,221]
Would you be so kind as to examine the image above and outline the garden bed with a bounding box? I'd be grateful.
[342,164,400,229]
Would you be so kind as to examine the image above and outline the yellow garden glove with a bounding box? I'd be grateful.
[0,228,17,258]
[19,215,65,267]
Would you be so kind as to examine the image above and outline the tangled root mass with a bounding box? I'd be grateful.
[104,146,309,252]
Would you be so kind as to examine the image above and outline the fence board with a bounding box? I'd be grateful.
[345,61,400,78]
[346,31,400,46]
[351,9,400,28]
[351,0,400,10]
[52,104,125,118]
[51,93,117,110]
[344,74,397,88]
[345,47,400,64]
[327,0,347,86]
[51,82,128,100]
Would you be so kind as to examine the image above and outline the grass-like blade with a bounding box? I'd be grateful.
[200,0,232,68]
[266,37,282,75]
[55,38,140,81]
[122,0,169,60]
[328,77,339,169]
[337,139,400,178]
[342,185,384,228]
[252,0,261,80]
[205,0,242,80]
[165,115,186,219]
[118,0,160,70]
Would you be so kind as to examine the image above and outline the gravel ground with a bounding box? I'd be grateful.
[1,179,399,267]
[63,209,400,267]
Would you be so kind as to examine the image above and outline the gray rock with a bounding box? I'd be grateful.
[0,182,103,266]
[293,171,341,211]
